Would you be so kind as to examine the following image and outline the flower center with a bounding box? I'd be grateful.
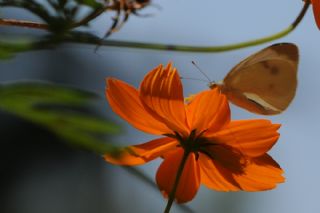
[167,129,217,160]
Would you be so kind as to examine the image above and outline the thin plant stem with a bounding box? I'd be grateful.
[98,1,310,52]
[71,8,106,28]
[122,167,194,213]
[164,150,190,213]
[0,1,310,52]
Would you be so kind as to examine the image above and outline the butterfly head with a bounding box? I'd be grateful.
[208,80,223,90]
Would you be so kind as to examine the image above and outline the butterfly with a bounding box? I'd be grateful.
[209,43,299,115]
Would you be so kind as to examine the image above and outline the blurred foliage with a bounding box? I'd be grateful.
[0,38,34,59]
[0,82,195,211]
[0,0,150,34]
[0,32,104,59]
[0,0,154,58]
[0,81,121,154]
[0,0,104,33]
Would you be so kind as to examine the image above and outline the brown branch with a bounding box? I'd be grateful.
[0,18,48,30]
[0,8,106,30]
[0,1,147,31]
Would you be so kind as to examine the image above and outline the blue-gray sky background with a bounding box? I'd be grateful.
[1,0,320,212]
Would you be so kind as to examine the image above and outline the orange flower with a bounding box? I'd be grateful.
[104,63,284,203]
[311,0,320,29]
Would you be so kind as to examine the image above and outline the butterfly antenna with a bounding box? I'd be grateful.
[180,77,208,83]
[191,61,212,82]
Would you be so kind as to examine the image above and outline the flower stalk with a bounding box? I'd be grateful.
[164,150,190,213]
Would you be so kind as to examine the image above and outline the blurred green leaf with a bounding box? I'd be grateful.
[0,81,95,103]
[0,81,120,154]
[75,0,102,8]
[0,40,33,59]
[1,0,104,34]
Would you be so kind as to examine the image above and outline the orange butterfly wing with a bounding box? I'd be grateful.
[218,43,298,115]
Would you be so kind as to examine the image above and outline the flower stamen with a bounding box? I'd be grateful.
[173,129,219,161]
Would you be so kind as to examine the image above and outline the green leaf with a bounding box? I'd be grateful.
[47,111,120,134]
[0,40,33,59]
[74,0,103,9]
[0,81,96,104]
[56,126,120,154]
[0,81,120,154]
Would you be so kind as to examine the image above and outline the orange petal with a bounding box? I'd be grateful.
[199,153,241,191]
[234,154,285,191]
[139,63,189,136]
[156,149,200,203]
[187,88,230,134]
[104,137,178,166]
[208,120,280,157]
[312,0,320,29]
[106,78,172,135]
[205,145,246,173]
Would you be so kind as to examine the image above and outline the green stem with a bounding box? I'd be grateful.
[99,1,310,52]
[164,150,190,213]
[0,1,311,53]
